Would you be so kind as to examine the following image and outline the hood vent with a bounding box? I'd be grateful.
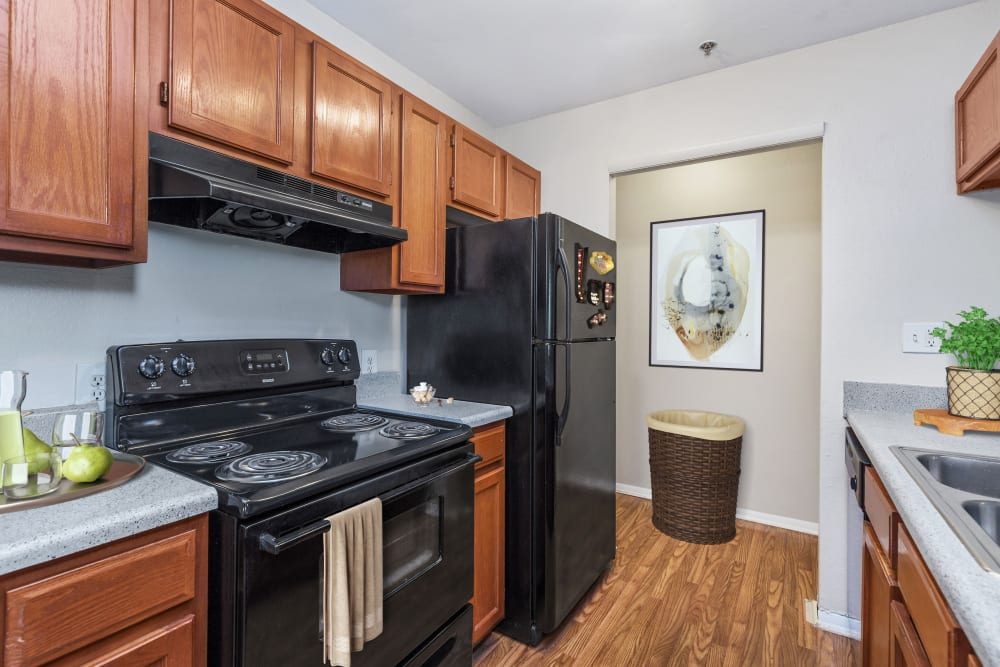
[148,133,405,254]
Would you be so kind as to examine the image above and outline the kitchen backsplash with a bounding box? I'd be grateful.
[843,381,947,415]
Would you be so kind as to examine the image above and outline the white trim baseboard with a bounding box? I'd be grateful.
[607,123,827,176]
[615,483,819,535]
[817,608,862,640]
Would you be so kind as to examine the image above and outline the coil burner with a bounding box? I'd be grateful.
[379,422,441,440]
[216,451,327,484]
[166,440,252,464]
[320,413,390,432]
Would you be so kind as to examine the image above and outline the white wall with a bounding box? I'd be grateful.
[615,142,822,524]
[495,1,1000,623]
[0,3,492,411]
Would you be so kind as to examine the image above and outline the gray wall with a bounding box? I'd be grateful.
[615,141,822,523]
[0,225,401,409]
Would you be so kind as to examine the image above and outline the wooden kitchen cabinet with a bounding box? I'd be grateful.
[0,514,207,666]
[0,0,148,267]
[166,0,296,164]
[955,30,1000,193]
[450,125,504,219]
[861,467,971,667]
[340,92,447,294]
[470,422,506,644]
[310,42,394,197]
[504,154,542,220]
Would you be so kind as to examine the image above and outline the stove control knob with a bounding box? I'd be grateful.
[337,347,352,365]
[171,354,196,377]
[138,355,165,380]
[320,348,337,366]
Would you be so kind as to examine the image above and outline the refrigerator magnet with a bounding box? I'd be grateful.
[590,251,614,275]
[603,282,615,309]
[587,310,608,328]
[587,280,602,307]
[575,244,588,303]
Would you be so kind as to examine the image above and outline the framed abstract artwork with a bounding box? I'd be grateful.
[649,210,765,371]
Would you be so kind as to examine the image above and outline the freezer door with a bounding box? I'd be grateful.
[535,339,616,634]
[536,214,617,341]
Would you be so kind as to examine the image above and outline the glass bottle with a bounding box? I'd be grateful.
[0,371,28,464]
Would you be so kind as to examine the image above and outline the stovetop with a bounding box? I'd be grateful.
[138,406,470,518]
[106,339,474,519]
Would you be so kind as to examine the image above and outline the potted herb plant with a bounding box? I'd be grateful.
[931,307,1000,420]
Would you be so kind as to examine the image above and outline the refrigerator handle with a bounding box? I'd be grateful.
[557,244,572,340]
[555,343,571,446]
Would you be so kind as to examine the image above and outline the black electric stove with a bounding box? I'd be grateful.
[105,339,477,666]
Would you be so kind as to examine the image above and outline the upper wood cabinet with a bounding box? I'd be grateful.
[340,92,446,294]
[504,154,542,220]
[397,94,447,287]
[956,30,1000,193]
[311,42,394,196]
[168,0,295,164]
[451,125,504,218]
[0,0,148,267]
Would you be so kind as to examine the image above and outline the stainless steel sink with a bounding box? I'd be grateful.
[916,453,1000,499]
[893,448,1000,573]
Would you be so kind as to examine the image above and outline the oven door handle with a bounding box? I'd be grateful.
[258,452,482,555]
[259,519,332,555]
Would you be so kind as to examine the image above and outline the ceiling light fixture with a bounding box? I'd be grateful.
[699,40,717,56]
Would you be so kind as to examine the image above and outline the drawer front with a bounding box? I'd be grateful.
[4,529,197,666]
[897,524,967,667]
[472,422,505,470]
[864,466,899,567]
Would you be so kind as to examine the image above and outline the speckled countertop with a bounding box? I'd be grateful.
[0,464,217,576]
[847,411,1000,667]
[359,395,512,428]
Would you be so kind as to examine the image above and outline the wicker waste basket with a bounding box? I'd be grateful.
[647,410,745,545]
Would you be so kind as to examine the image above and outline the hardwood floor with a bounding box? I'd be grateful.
[473,494,859,666]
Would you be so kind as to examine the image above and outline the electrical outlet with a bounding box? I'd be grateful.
[361,349,377,375]
[75,363,106,404]
[902,322,944,354]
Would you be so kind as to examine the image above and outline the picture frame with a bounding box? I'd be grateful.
[649,210,765,371]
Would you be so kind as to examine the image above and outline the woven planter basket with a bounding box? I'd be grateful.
[947,367,1000,420]
[647,410,744,545]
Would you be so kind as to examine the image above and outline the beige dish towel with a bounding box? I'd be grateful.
[323,497,383,667]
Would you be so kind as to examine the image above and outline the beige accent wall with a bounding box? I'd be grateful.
[615,141,822,523]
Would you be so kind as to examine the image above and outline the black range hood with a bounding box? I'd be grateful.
[147,133,405,254]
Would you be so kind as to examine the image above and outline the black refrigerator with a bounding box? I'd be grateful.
[407,213,616,645]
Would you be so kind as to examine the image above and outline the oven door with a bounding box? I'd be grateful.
[238,449,476,667]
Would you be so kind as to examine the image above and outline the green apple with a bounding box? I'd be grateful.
[63,444,114,483]
[21,428,53,474]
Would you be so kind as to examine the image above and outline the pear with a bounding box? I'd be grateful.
[63,444,114,483]
[21,428,53,474]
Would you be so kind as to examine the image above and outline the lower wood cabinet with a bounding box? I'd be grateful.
[0,514,207,666]
[470,421,506,644]
[862,467,973,667]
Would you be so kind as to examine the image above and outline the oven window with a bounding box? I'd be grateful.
[383,497,442,595]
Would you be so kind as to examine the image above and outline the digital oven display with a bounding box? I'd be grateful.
[241,349,288,374]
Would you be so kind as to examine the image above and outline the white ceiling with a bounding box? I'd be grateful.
[309,0,977,127]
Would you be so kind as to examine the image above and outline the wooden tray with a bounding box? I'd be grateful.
[0,452,145,513]
[914,408,1000,437]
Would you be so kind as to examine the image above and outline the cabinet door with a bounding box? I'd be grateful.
[891,601,931,667]
[504,154,541,220]
[863,522,901,667]
[398,94,447,287]
[71,614,194,667]
[312,42,393,196]
[169,0,295,164]
[0,0,140,250]
[956,32,1000,186]
[471,465,505,644]
[452,125,502,217]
